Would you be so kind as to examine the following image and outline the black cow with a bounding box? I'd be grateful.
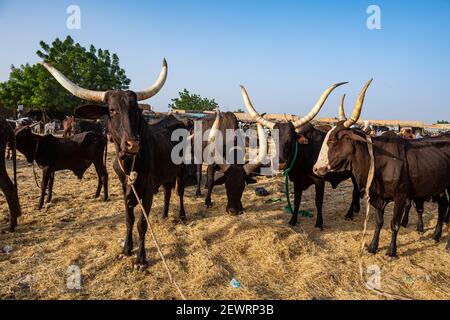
[313,80,450,256]
[0,116,21,231]
[73,118,105,135]
[15,127,108,209]
[41,59,191,269]
[241,83,361,228]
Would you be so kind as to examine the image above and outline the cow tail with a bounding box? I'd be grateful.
[104,136,108,169]
[12,134,17,188]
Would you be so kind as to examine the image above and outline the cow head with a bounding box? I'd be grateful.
[39,60,167,159]
[15,126,37,163]
[207,109,266,214]
[313,80,373,176]
[240,83,347,170]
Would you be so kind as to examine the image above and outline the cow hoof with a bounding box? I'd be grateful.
[401,221,409,228]
[288,219,297,226]
[118,253,131,260]
[344,215,354,221]
[367,247,377,255]
[133,263,148,272]
[385,252,398,260]
[315,224,324,230]
[205,202,212,208]
[416,227,424,234]
[195,192,203,198]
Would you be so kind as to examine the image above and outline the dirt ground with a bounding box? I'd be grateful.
[1,142,449,300]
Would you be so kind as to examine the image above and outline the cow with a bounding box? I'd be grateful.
[15,127,109,209]
[313,79,450,256]
[200,109,267,214]
[44,121,56,135]
[63,116,75,137]
[193,112,239,199]
[40,59,192,269]
[0,116,21,232]
[73,118,105,135]
[241,83,362,228]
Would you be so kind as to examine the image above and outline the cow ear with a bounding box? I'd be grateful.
[212,175,227,186]
[245,176,257,185]
[75,105,109,120]
[296,133,309,144]
[349,132,370,144]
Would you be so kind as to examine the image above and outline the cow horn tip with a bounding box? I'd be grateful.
[162,58,167,67]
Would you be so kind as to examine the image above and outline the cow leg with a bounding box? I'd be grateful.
[136,190,152,269]
[289,182,302,226]
[38,168,51,210]
[205,165,215,208]
[346,175,360,220]
[94,161,109,201]
[415,200,425,233]
[314,182,325,230]
[177,175,187,222]
[162,184,172,219]
[0,150,20,232]
[46,171,55,203]
[400,199,412,228]
[195,164,202,197]
[431,194,448,242]
[122,188,135,257]
[387,199,406,258]
[368,206,385,254]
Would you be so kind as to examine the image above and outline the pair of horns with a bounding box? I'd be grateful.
[207,109,267,175]
[338,79,373,127]
[240,82,348,129]
[39,59,168,102]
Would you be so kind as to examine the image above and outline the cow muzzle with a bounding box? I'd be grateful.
[278,163,287,170]
[313,165,329,177]
[125,139,140,154]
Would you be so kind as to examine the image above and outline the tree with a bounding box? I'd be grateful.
[233,108,245,113]
[0,36,130,116]
[169,89,218,112]
[437,120,449,124]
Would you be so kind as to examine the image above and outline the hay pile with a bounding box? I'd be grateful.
[1,143,449,299]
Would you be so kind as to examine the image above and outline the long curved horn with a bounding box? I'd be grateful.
[240,85,276,129]
[39,62,106,102]
[243,123,267,175]
[135,59,168,101]
[343,79,373,128]
[292,82,348,128]
[207,109,230,172]
[338,94,347,121]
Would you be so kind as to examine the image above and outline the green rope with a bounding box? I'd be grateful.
[283,142,299,214]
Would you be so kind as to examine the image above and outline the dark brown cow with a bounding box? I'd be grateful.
[15,127,108,209]
[241,84,362,228]
[0,116,21,231]
[201,109,267,214]
[313,80,450,256]
[41,59,191,269]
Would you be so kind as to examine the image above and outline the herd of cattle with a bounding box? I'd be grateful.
[1,59,449,269]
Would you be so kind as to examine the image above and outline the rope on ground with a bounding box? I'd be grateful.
[119,157,187,300]
[358,135,411,300]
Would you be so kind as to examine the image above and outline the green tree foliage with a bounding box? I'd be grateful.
[0,36,130,115]
[169,89,219,112]
[437,120,449,124]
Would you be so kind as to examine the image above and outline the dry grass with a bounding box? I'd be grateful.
[1,142,449,300]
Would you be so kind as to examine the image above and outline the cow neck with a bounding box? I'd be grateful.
[350,134,373,191]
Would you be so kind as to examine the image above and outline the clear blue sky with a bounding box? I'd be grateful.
[1,0,449,123]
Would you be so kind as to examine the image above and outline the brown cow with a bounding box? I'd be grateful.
[63,116,74,137]
[313,80,450,256]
